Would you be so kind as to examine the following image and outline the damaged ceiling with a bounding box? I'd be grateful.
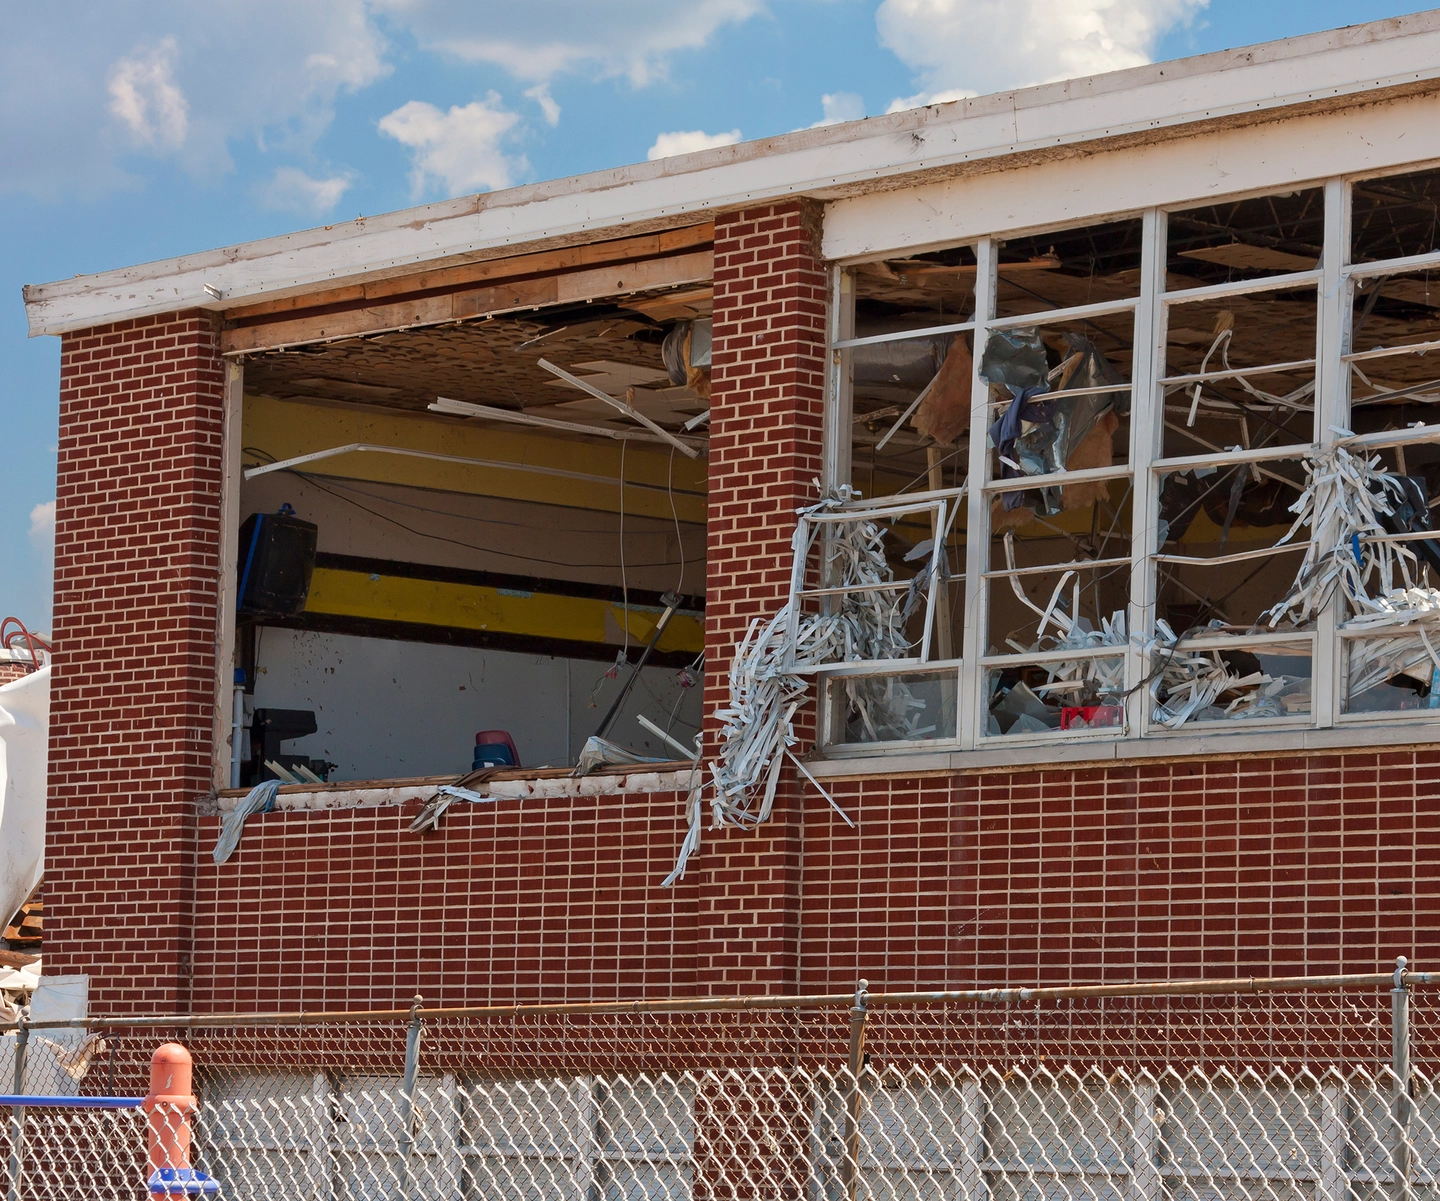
[241,286,713,439]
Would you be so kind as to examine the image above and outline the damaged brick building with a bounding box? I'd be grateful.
[22,13,1440,1021]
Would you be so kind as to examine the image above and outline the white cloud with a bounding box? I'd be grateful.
[107,38,188,148]
[810,91,865,128]
[0,2,389,195]
[885,87,976,115]
[525,84,561,126]
[259,166,353,215]
[877,0,1207,112]
[379,95,525,198]
[27,502,55,556]
[371,0,764,86]
[647,128,742,161]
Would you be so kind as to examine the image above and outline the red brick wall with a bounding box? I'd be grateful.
[800,752,1440,992]
[176,750,1440,1014]
[47,312,224,1013]
[693,203,828,994]
[192,790,698,1012]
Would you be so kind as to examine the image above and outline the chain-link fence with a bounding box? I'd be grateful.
[0,962,1432,1200]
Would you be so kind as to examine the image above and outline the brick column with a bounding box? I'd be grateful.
[696,203,827,994]
[47,313,225,1014]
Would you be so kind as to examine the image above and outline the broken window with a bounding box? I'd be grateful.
[786,491,965,748]
[223,243,714,786]
[845,248,976,504]
[1336,183,1440,717]
[819,172,1440,753]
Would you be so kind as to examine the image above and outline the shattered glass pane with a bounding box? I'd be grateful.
[838,670,960,744]
[983,657,1126,738]
[993,217,1144,320]
[1334,266,1440,704]
[1153,456,1311,635]
[988,542,1131,660]
[1352,166,1440,263]
[1166,189,1324,291]
[1161,287,1318,457]
[1150,638,1313,727]
[1343,633,1440,714]
[851,248,977,496]
[982,320,1133,495]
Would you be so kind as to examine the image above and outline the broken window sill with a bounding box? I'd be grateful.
[206,762,700,816]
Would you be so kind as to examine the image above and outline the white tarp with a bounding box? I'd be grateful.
[0,664,48,930]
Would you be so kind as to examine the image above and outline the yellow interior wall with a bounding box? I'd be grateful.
[243,393,707,524]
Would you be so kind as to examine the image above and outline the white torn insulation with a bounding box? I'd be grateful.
[666,488,929,885]
[999,533,1127,706]
[1148,434,1440,727]
[1183,312,1316,426]
[1266,436,1440,700]
[1149,622,1278,727]
[1263,439,1416,628]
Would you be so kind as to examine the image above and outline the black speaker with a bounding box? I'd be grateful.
[237,508,317,616]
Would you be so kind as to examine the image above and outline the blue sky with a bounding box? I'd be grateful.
[1,0,1434,630]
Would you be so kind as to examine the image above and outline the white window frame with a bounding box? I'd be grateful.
[816,164,1440,758]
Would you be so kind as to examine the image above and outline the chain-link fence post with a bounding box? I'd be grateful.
[1392,956,1413,1201]
[6,1018,27,1201]
[397,995,425,1196]
[843,979,869,1201]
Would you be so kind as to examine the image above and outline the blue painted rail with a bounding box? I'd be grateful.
[0,1095,143,1108]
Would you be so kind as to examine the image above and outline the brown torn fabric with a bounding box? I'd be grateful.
[911,336,973,446]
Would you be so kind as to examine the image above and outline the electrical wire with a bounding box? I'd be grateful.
[668,444,686,596]
[620,440,630,659]
[304,470,693,537]
[244,454,689,572]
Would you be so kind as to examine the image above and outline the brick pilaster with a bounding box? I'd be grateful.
[695,203,828,993]
[47,312,224,1014]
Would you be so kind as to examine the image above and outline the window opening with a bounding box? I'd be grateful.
[1334,191,1440,715]
[1147,205,1323,730]
[228,282,712,787]
[1352,165,1440,264]
[1165,189,1324,291]
[976,219,1141,738]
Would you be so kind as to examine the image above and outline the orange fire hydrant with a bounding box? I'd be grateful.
[143,1043,219,1196]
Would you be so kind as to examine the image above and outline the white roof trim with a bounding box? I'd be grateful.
[23,11,1440,337]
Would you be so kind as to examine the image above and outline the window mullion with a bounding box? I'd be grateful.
[958,237,997,750]
[1127,208,1167,739]
[1313,176,1350,729]
[818,266,854,744]
[823,266,855,494]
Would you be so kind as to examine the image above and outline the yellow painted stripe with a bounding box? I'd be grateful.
[244,393,708,524]
[305,567,704,654]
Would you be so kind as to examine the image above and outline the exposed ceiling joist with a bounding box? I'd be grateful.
[221,249,713,354]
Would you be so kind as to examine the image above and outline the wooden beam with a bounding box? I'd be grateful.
[224,223,714,322]
[222,249,714,354]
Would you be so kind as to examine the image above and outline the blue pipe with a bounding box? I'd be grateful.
[0,1095,142,1108]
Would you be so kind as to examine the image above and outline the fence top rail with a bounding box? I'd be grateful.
[0,968,1426,1033]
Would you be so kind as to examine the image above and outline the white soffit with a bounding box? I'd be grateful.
[22,10,1440,337]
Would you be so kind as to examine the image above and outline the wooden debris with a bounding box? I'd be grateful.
[5,898,41,946]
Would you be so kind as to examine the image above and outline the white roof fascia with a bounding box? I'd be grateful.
[23,11,1440,337]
